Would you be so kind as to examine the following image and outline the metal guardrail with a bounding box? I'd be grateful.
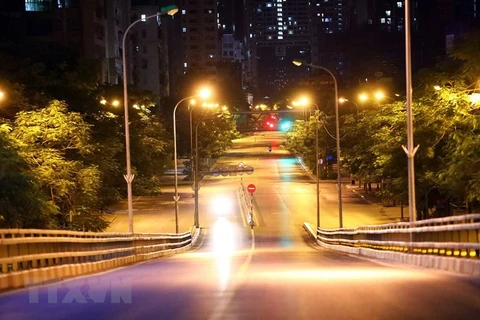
[315,214,480,259]
[0,228,199,290]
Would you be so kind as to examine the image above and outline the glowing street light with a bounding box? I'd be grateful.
[173,87,211,232]
[121,4,178,233]
[375,91,385,100]
[293,59,343,228]
[339,98,359,114]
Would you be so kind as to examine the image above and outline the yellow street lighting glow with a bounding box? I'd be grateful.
[434,85,442,91]
[375,91,385,100]
[133,104,139,109]
[112,100,120,107]
[100,99,107,105]
[198,88,211,99]
[359,93,368,101]
[292,59,303,66]
[299,97,309,106]
[339,97,347,103]
[0,91,4,99]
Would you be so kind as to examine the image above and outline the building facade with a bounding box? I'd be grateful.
[0,0,130,85]
[244,0,311,99]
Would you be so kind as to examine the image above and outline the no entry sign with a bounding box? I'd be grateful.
[247,184,256,193]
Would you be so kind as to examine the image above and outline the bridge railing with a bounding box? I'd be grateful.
[0,228,199,290]
[308,213,480,276]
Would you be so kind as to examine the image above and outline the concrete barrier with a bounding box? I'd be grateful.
[317,240,480,276]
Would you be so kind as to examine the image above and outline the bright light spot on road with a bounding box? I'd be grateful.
[212,218,234,254]
[211,195,233,215]
[212,218,234,291]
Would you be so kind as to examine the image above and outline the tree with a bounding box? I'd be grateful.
[0,127,56,228]
[10,100,109,231]
[196,111,240,160]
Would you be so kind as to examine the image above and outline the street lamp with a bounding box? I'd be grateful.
[121,5,178,234]
[189,101,221,228]
[294,97,321,229]
[173,88,211,233]
[293,59,343,228]
[339,98,359,115]
[402,0,418,226]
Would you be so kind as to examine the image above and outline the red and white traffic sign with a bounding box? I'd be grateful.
[247,184,256,193]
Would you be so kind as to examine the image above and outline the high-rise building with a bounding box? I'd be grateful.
[130,2,176,105]
[244,0,311,99]
[179,0,218,80]
[0,0,131,85]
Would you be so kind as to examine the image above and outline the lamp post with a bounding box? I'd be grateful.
[294,98,321,229]
[173,89,211,233]
[293,59,343,227]
[402,0,418,227]
[339,98,359,115]
[121,5,178,234]
[189,101,213,227]
[194,120,207,229]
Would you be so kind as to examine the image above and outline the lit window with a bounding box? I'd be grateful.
[386,10,391,16]
[182,28,187,32]
[278,36,283,39]
[141,14,146,21]
[380,18,386,24]
[266,3,272,7]
[397,2,402,8]
[182,10,186,14]
[184,63,187,67]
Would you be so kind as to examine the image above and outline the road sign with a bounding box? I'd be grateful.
[247,184,256,193]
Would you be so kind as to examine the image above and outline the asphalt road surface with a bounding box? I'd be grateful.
[1,132,479,319]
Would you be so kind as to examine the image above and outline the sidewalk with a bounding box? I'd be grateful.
[296,155,407,223]
[345,183,409,222]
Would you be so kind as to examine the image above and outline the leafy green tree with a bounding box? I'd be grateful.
[196,111,240,160]
[130,113,172,195]
[10,100,109,230]
[0,127,56,228]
